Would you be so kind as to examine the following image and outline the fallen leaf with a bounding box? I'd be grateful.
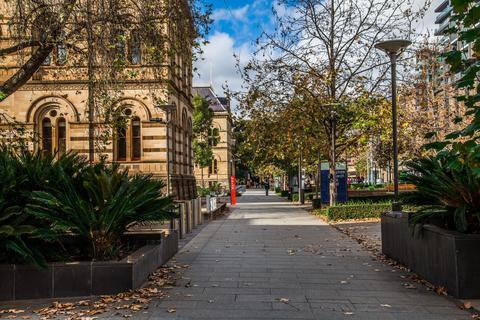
[167,308,176,313]
[380,304,391,308]
[403,283,416,289]
[435,286,447,296]
[279,298,290,303]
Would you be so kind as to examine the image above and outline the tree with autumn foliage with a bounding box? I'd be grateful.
[239,0,426,205]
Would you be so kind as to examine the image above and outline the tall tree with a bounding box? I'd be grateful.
[241,0,427,205]
[192,94,218,187]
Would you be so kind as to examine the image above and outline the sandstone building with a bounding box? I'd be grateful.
[192,87,234,190]
[0,0,197,199]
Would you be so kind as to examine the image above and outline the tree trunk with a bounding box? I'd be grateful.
[329,114,337,206]
[0,0,78,102]
[87,0,95,163]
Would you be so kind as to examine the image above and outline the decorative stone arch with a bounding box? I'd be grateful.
[115,98,152,121]
[27,95,80,123]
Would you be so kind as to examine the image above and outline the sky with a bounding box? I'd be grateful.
[193,0,444,101]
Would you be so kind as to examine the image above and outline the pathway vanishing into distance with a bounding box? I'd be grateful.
[149,190,470,320]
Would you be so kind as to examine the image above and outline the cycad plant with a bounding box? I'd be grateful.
[405,150,480,233]
[0,147,74,266]
[27,166,175,260]
[0,151,40,265]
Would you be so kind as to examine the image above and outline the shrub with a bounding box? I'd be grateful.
[406,155,480,233]
[280,190,289,197]
[197,187,211,197]
[275,187,282,194]
[27,165,174,260]
[291,192,312,202]
[322,203,392,221]
[0,148,91,266]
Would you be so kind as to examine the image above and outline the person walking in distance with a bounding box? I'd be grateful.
[264,180,270,196]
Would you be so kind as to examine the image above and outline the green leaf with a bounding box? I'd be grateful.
[423,141,449,151]
[451,0,470,13]
[424,132,436,139]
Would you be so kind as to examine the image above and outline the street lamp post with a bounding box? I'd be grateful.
[158,103,176,195]
[375,39,411,209]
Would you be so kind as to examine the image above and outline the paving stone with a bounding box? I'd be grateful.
[67,191,474,319]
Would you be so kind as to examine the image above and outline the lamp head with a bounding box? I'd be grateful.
[375,39,411,54]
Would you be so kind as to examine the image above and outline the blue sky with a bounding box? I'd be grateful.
[193,0,275,97]
[193,0,442,100]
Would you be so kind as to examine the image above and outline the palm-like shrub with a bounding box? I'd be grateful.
[0,151,39,265]
[27,166,175,260]
[0,148,84,266]
[405,155,480,233]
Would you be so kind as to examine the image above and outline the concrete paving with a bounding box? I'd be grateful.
[148,190,471,320]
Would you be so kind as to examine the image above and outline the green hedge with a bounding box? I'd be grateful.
[280,190,289,197]
[291,192,320,202]
[320,203,392,221]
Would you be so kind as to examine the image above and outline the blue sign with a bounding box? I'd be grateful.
[321,162,348,204]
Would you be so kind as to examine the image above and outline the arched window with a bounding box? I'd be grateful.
[115,111,144,162]
[213,159,218,174]
[57,118,67,156]
[208,162,213,175]
[209,127,219,146]
[117,124,127,161]
[129,31,141,65]
[42,118,52,156]
[131,117,141,160]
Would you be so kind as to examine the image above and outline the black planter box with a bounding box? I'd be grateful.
[381,212,480,299]
[0,230,178,301]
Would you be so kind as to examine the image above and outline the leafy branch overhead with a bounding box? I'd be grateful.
[0,0,212,102]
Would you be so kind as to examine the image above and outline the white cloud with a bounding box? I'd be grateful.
[193,32,253,109]
[212,5,250,22]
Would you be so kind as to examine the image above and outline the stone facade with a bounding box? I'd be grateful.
[0,1,196,200]
[192,87,234,190]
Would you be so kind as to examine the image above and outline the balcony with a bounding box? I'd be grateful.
[435,7,452,24]
[434,20,451,36]
[434,0,449,13]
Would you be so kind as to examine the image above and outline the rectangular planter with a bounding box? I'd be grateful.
[381,212,480,299]
[0,230,178,301]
